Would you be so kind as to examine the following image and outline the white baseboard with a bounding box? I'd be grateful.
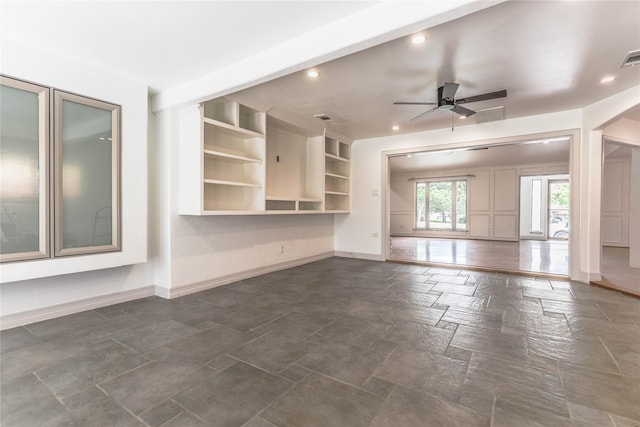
[334,251,385,261]
[0,286,155,330]
[161,251,335,299]
[2,251,358,329]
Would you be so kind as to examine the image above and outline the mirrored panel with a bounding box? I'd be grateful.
[54,91,120,256]
[0,76,49,262]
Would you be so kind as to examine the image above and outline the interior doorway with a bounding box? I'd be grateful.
[386,135,572,277]
[594,139,640,295]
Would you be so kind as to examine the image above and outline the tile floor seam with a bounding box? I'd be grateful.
[360,343,400,393]
[246,312,289,334]
[598,336,625,376]
[305,370,384,399]
[92,382,153,426]
[158,399,204,427]
[32,371,70,413]
[554,358,575,422]
[224,353,299,386]
[248,372,315,426]
[489,396,498,427]
[597,303,612,321]
[109,336,154,359]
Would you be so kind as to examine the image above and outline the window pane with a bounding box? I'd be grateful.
[456,181,467,230]
[429,182,452,229]
[416,182,426,229]
[0,81,48,260]
[57,93,119,254]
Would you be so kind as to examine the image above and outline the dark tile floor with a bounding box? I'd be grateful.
[2,257,639,427]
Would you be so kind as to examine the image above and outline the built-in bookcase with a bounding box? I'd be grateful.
[179,97,350,215]
[324,136,351,212]
[179,98,266,215]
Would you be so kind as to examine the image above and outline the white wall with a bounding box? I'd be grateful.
[0,39,151,326]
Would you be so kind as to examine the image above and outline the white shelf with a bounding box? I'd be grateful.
[204,179,262,188]
[204,149,262,163]
[203,117,264,138]
[324,190,349,196]
[325,153,350,162]
[325,172,349,179]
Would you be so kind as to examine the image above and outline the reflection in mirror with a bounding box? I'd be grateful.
[0,77,49,261]
[55,91,120,255]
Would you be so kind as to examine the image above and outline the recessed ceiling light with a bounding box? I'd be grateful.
[411,34,426,44]
[307,70,319,78]
[392,125,399,131]
[600,75,615,83]
[459,116,467,120]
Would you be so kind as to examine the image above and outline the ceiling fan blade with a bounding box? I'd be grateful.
[456,89,507,104]
[441,82,460,100]
[410,107,437,121]
[393,101,437,105]
[452,105,476,117]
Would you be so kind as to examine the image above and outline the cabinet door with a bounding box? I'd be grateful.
[0,76,50,262]
[53,91,121,255]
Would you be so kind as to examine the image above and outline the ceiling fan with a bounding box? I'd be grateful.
[394,82,507,121]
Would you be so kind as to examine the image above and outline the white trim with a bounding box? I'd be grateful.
[334,251,385,262]
[160,252,335,299]
[0,286,155,330]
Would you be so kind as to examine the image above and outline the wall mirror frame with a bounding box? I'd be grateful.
[53,90,121,256]
[0,76,51,262]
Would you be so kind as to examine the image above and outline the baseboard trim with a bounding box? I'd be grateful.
[0,286,155,330]
[162,252,335,299]
[334,251,385,261]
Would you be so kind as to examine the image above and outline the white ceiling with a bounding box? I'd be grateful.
[231,0,640,140]
[0,1,378,93]
[389,137,571,173]
[2,0,638,172]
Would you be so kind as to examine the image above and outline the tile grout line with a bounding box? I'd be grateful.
[598,336,624,376]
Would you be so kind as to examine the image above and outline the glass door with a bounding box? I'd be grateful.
[548,179,569,240]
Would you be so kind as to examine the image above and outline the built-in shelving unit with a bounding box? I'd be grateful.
[265,118,324,214]
[179,97,351,215]
[179,98,266,215]
[324,136,351,212]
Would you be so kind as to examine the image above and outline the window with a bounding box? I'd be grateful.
[415,180,467,231]
[0,75,121,262]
